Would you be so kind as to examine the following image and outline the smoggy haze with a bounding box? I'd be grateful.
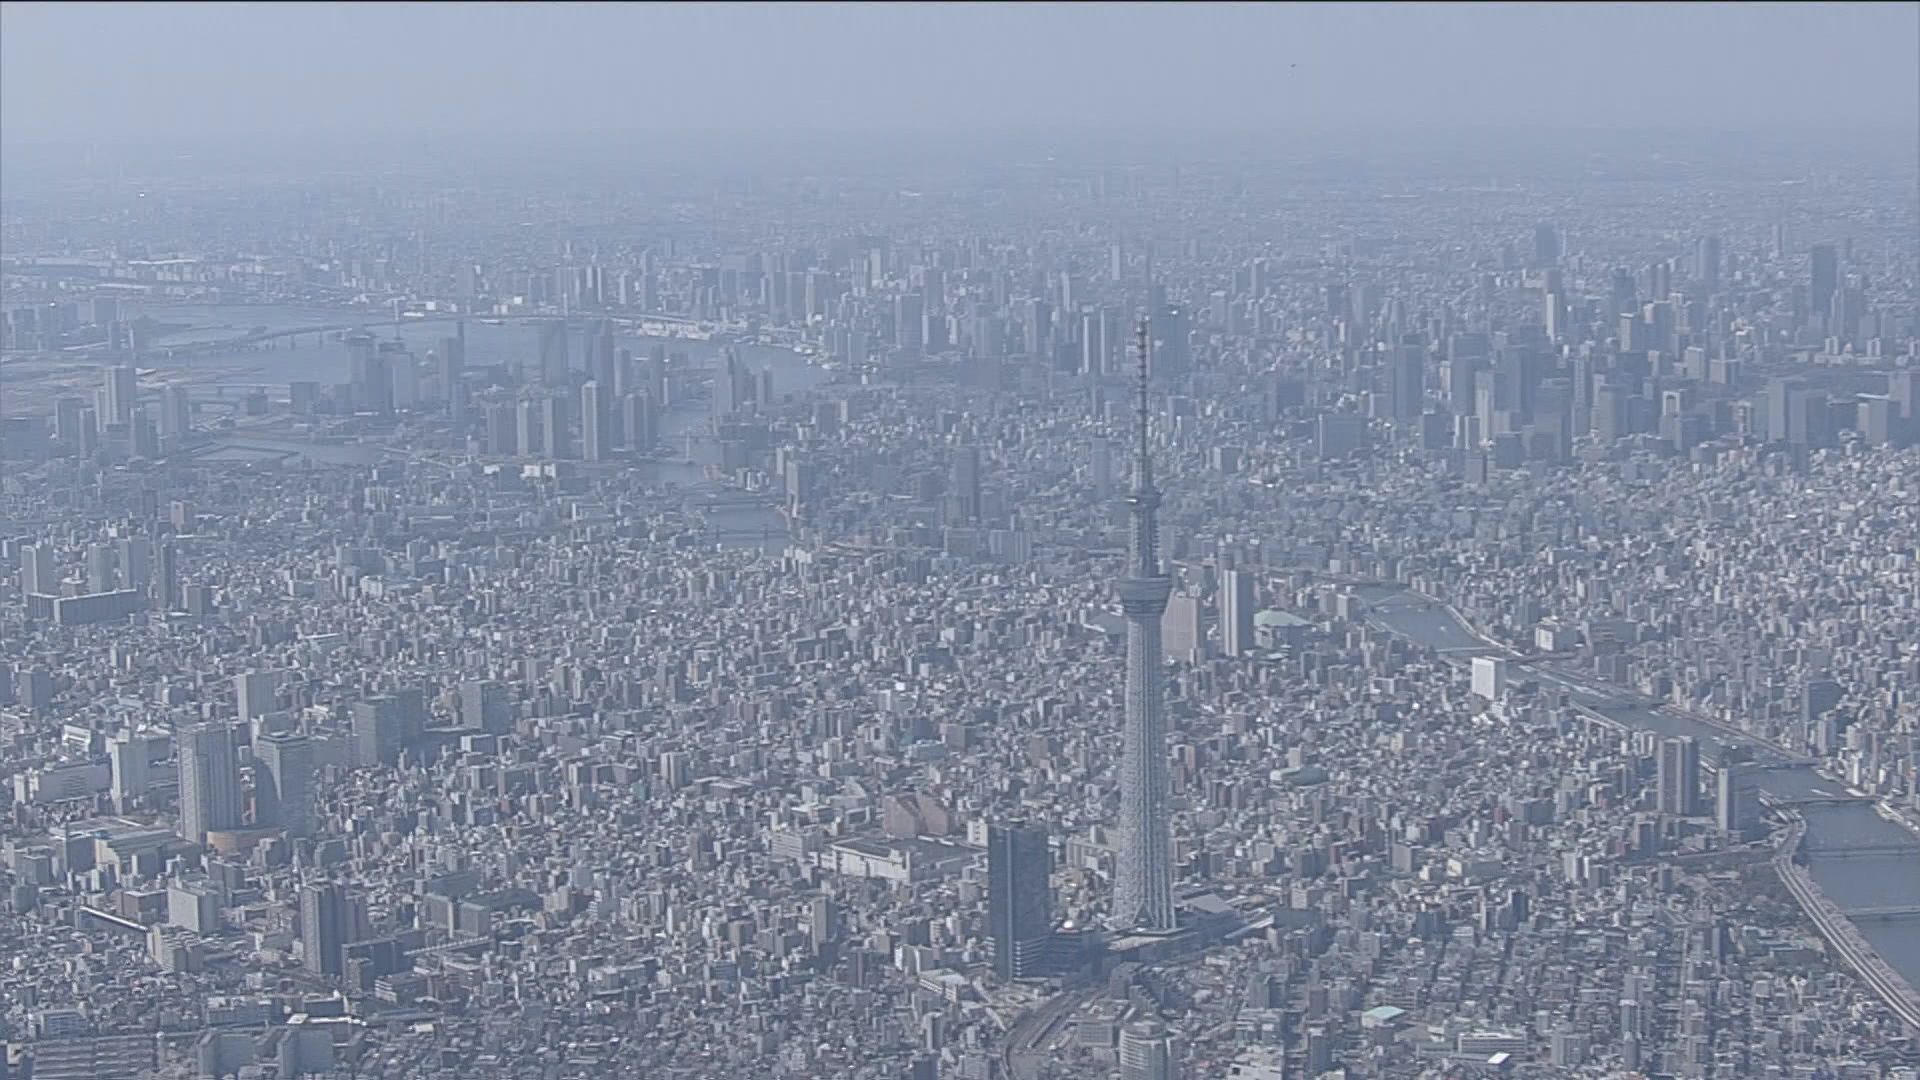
[3,2,1917,147]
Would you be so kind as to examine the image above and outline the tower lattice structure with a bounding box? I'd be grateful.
[1114,319,1176,934]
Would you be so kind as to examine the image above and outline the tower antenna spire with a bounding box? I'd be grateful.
[1135,317,1152,494]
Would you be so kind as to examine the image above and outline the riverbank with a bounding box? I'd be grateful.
[1773,811,1920,1030]
[1360,581,1920,1010]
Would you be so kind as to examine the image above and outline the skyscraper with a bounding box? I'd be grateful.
[714,348,745,420]
[488,403,517,455]
[646,343,668,402]
[1221,569,1255,658]
[612,345,635,400]
[177,722,242,845]
[373,340,405,413]
[1081,309,1113,377]
[516,399,543,458]
[1695,235,1721,293]
[1810,243,1838,329]
[1386,345,1424,422]
[129,406,159,458]
[387,341,419,411]
[254,732,314,837]
[153,541,180,612]
[1658,736,1701,817]
[117,537,150,592]
[623,391,657,451]
[591,320,617,392]
[22,542,59,595]
[103,364,137,426]
[987,822,1051,981]
[300,883,349,977]
[894,292,925,350]
[1716,760,1754,836]
[950,446,982,523]
[109,731,156,810]
[580,381,606,462]
[353,694,419,768]
[538,321,570,385]
[1115,320,1176,934]
[345,332,391,415]
[459,679,512,734]
[543,394,571,459]
[159,385,192,439]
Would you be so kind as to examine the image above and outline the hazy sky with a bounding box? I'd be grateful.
[2,2,1916,147]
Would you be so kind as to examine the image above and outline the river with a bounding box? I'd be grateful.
[1359,585,1920,993]
[139,303,833,550]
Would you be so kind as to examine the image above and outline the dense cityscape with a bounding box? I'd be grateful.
[4,6,1920,1080]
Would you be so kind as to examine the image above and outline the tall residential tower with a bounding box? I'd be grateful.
[1114,320,1176,933]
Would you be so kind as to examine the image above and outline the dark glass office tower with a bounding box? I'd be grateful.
[300,882,349,977]
[254,732,314,838]
[988,822,1051,980]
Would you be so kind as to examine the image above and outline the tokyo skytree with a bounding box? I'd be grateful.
[1113,319,1176,934]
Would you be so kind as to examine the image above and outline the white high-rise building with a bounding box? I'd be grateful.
[1221,569,1255,657]
[581,381,606,462]
[110,730,168,810]
[1119,1020,1177,1080]
[1471,656,1507,701]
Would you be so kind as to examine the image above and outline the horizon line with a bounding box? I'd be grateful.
[5,121,1919,149]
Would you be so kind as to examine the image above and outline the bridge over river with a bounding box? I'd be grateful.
[148,310,720,359]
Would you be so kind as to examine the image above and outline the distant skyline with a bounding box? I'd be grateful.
[2,2,1917,149]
